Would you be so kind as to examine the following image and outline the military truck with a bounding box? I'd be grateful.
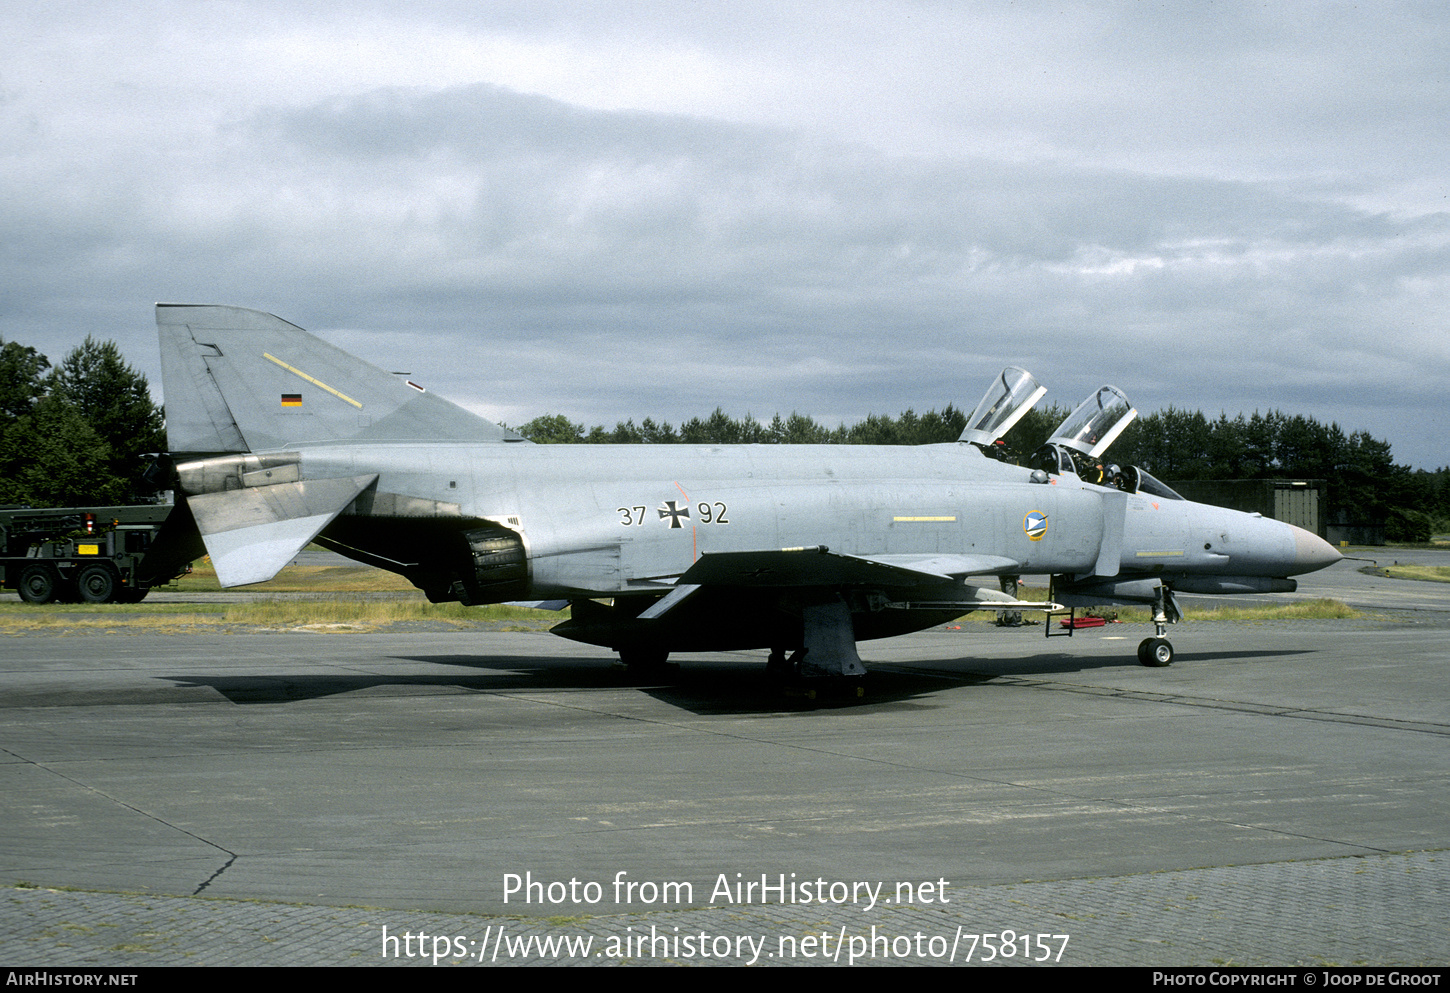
[0,504,176,604]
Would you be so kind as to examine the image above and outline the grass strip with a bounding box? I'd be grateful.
[1374,565,1450,584]
[0,599,563,634]
[938,597,1360,626]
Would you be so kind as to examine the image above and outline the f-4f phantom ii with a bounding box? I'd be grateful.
[145,304,1341,682]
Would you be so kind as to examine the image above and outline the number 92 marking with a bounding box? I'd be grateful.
[696,502,728,524]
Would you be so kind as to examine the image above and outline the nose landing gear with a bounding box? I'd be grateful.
[1137,585,1180,667]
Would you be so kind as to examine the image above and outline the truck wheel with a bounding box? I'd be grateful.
[117,585,150,604]
[18,565,58,604]
[77,565,118,604]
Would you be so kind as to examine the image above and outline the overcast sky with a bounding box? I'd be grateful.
[2,1,1446,467]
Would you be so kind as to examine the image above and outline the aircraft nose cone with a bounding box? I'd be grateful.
[1289,524,1342,574]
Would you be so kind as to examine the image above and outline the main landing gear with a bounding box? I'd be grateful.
[614,597,873,701]
[616,646,672,679]
[1136,585,1181,667]
[766,599,868,701]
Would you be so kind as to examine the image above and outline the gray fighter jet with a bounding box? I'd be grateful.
[147,304,1341,681]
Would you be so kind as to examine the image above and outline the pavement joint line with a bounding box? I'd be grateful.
[0,745,238,869]
[191,855,238,897]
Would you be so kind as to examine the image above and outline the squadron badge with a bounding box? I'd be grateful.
[1024,510,1048,541]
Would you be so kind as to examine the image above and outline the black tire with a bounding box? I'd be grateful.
[116,585,150,604]
[1138,637,1174,667]
[766,648,792,680]
[77,564,119,604]
[18,564,58,604]
[618,647,669,672]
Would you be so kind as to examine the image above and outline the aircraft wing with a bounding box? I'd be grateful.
[635,546,1027,621]
[673,547,1022,586]
[850,552,1023,581]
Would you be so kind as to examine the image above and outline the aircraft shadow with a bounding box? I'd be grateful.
[167,660,969,714]
[166,647,1313,714]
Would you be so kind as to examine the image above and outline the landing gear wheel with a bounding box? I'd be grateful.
[77,565,118,604]
[1138,637,1174,667]
[780,677,867,704]
[618,647,670,675]
[765,648,792,681]
[18,565,58,604]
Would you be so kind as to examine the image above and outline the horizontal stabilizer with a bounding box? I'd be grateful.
[189,474,377,587]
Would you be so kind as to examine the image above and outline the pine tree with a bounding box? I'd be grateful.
[0,334,164,507]
[50,336,166,503]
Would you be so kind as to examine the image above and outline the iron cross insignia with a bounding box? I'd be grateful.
[658,500,691,529]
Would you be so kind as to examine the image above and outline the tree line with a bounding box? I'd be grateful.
[514,406,975,447]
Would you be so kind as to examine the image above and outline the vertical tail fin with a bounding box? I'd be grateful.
[157,304,521,454]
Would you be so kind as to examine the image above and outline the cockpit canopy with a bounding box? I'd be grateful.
[959,366,1047,447]
[1047,385,1137,459]
[1128,465,1185,501]
[1028,384,1184,500]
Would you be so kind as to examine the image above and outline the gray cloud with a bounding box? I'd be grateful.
[1,2,1446,466]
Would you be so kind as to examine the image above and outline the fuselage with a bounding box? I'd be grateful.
[295,439,1335,600]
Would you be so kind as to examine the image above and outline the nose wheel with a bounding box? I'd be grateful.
[1138,637,1174,667]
